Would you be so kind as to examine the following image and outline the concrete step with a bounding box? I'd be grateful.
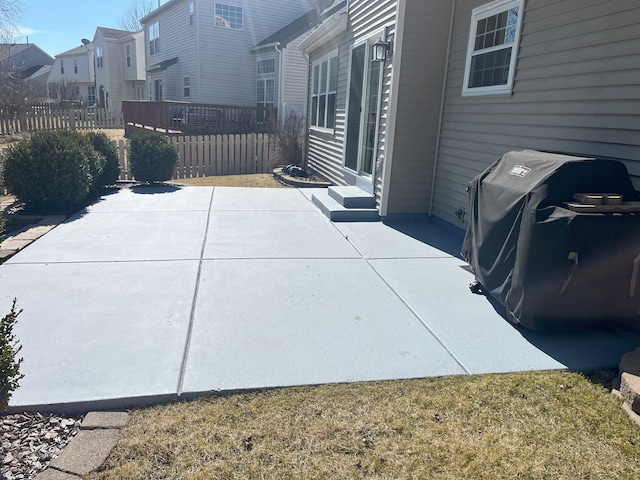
[328,186,377,209]
[311,190,380,222]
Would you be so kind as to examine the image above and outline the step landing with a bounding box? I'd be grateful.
[311,186,379,222]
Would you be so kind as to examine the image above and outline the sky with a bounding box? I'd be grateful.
[14,0,165,57]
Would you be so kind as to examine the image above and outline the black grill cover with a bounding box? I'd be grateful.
[461,150,640,330]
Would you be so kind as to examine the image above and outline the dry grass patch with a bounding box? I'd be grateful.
[168,174,286,188]
[88,371,640,480]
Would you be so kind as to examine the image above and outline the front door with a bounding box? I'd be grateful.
[344,41,383,190]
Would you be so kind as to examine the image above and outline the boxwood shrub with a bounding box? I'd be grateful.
[128,131,178,183]
[3,130,105,212]
[86,131,120,187]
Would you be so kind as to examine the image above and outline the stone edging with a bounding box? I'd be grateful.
[613,347,640,427]
[34,411,129,479]
[272,168,332,188]
[0,215,67,263]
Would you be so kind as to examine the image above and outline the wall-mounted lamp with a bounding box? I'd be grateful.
[372,27,393,62]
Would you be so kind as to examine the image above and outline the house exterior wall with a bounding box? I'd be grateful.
[142,0,310,105]
[305,0,397,196]
[280,34,310,118]
[306,22,352,187]
[433,0,640,228]
[46,47,94,104]
[382,0,451,215]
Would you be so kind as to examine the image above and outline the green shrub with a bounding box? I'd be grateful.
[0,299,23,412]
[2,130,105,212]
[86,131,120,187]
[128,131,178,183]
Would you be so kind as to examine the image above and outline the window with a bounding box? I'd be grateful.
[126,45,131,68]
[311,53,338,129]
[215,3,243,30]
[463,0,523,96]
[257,58,276,74]
[75,86,80,96]
[189,2,195,26]
[96,46,103,68]
[60,60,64,74]
[73,59,78,74]
[88,85,96,103]
[136,85,145,100]
[48,84,58,100]
[183,76,190,97]
[149,21,160,55]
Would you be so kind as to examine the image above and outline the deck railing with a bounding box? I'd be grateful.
[122,100,276,137]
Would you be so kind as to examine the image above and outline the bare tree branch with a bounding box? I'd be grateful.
[0,0,24,40]
[117,0,157,32]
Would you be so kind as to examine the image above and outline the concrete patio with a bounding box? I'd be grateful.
[2,185,639,413]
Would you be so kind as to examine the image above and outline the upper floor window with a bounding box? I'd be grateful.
[462,0,524,96]
[311,52,338,130]
[126,44,131,68]
[73,59,78,74]
[189,2,195,26]
[257,59,276,75]
[215,3,243,30]
[96,46,104,68]
[184,76,191,97]
[149,21,160,55]
[60,59,64,74]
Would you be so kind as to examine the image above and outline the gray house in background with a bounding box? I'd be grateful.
[93,27,146,111]
[0,43,53,97]
[46,44,95,104]
[303,0,640,229]
[139,0,311,106]
[250,1,347,122]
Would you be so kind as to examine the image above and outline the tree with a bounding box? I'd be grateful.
[47,78,81,105]
[0,0,24,40]
[117,0,157,32]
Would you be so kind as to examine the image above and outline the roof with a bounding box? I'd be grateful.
[96,27,136,40]
[0,43,53,63]
[55,44,93,57]
[253,0,347,50]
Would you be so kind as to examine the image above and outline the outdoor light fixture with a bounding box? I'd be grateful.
[372,26,393,63]
[372,37,389,62]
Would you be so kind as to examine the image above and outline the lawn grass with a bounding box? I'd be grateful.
[168,173,286,188]
[87,371,640,480]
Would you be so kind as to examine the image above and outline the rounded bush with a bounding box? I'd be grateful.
[128,131,178,183]
[3,130,103,212]
[86,131,120,187]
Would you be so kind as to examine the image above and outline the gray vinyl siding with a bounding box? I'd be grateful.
[143,0,309,106]
[433,0,640,229]
[281,33,311,117]
[307,32,351,186]
[383,0,451,215]
[306,0,397,196]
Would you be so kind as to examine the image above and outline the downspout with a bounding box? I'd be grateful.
[428,0,456,216]
[275,43,282,126]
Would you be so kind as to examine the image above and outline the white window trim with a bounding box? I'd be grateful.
[462,0,524,97]
[149,22,160,55]
[183,76,191,98]
[214,3,244,31]
[310,49,339,132]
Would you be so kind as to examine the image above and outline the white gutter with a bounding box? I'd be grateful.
[428,0,457,216]
[275,43,283,126]
[299,9,348,53]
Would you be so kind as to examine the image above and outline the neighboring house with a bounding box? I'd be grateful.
[302,0,640,229]
[250,1,347,122]
[0,42,54,97]
[139,0,312,106]
[46,44,95,105]
[93,27,146,111]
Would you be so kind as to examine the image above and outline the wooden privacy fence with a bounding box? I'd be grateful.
[116,133,274,180]
[0,104,124,135]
